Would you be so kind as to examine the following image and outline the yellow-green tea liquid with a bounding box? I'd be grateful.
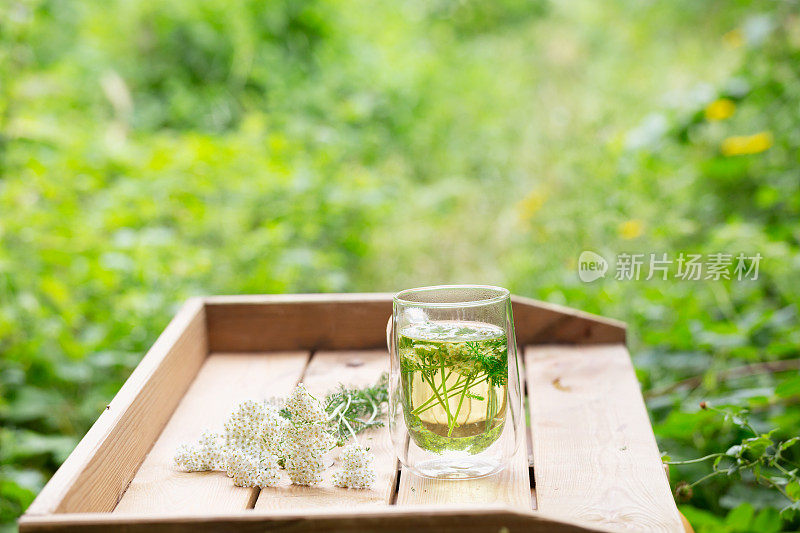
[399,320,508,454]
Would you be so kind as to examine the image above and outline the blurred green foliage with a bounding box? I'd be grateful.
[1,0,799,530]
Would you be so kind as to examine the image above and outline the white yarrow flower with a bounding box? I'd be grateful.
[286,448,326,485]
[175,381,367,489]
[222,399,286,461]
[174,443,203,472]
[174,431,222,472]
[283,383,333,486]
[332,443,376,489]
[226,448,281,488]
[286,382,327,424]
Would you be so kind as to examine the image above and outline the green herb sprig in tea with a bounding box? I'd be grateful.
[399,320,508,454]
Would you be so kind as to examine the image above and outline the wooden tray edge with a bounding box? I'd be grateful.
[20,506,608,533]
[23,298,208,516]
[203,293,626,352]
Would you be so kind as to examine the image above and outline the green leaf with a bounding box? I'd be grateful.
[787,481,800,501]
[0,430,77,465]
[731,414,750,429]
[679,504,725,528]
[775,375,800,398]
[726,445,742,458]
[741,436,772,460]
[751,507,782,533]
[0,479,36,525]
[780,500,800,521]
[779,437,800,452]
[724,503,754,531]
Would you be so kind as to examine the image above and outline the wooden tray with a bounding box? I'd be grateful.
[19,294,685,532]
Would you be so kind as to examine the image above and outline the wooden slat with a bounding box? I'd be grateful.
[114,351,310,514]
[204,294,393,352]
[511,295,626,345]
[203,294,626,352]
[396,422,531,510]
[254,350,398,510]
[526,344,682,532]
[24,299,208,515]
[20,507,605,533]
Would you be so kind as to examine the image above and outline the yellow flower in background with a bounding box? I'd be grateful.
[705,99,736,121]
[723,28,745,49]
[721,132,773,156]
[516,189,547,221]
[618,219,644,240]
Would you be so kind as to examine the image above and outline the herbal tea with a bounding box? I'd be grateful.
[398,320,508,454]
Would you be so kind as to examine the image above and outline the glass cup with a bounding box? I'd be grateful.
[387,285,524,479]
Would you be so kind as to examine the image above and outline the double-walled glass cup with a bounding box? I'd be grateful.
[387,285,523,479]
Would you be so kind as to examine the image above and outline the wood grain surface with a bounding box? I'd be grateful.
[20,507,605,533]
[254,349,397,510]
[396,430,531,510]
[114,351,309,514]
[203,294,625,352]
[526,344,683,532]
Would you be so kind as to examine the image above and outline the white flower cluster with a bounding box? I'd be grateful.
[284,383,334,486]
[174,400,284,487]
[174,430,223,472]
[173,383,376,490]
[226,448,280,488]
[285,383,328,424]
[332,443,376,489]
[223,399,286,459]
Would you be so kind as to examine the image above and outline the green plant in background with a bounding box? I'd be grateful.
[666,403,800,521]
[1,0,799,530]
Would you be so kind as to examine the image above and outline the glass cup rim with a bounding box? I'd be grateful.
[393,284,510,308]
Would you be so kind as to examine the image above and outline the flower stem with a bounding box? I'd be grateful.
[448,376,472,437]
[421,372,453,422]
[412,374,488,415]
[666,453,724,465]
[688,469,726,488]
[439,362,454,425]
